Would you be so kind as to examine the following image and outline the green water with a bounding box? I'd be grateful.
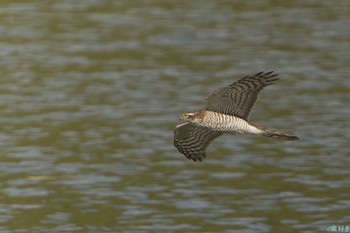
[0,1,349,232]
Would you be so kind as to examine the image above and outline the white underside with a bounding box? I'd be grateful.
[201,111,264,135]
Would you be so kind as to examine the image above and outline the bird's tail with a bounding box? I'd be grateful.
[258,127,300,141]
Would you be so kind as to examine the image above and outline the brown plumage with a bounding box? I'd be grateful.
[174,71,299,162]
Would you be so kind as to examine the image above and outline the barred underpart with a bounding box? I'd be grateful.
[201,111,261,135]
[174,71,299,162]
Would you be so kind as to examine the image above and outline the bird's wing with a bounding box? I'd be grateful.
[206,71,279,120]
[174,122,222,162]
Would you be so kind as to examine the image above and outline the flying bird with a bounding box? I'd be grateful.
[174,71,299,162]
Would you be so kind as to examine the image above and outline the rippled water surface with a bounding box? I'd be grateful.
[0,1,349,232]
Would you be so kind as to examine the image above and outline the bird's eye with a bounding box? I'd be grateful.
[183,114,189,119]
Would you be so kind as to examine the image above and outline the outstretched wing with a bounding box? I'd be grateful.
[206,71,279,120]
[174,122,222,162]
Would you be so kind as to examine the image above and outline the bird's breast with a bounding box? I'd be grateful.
[201,111,252,134]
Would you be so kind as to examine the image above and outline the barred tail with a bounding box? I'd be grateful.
[259,127,300,141]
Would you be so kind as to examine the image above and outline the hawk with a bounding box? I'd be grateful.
[174,71,299,162]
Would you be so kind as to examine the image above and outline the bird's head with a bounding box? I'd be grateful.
[179,111,201,123]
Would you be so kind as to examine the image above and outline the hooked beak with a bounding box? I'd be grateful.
[179,114,184,121]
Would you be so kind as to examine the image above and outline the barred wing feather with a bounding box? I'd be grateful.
[206,71,279,120]
[174,122,222,162]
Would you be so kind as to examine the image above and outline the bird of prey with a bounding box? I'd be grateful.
[174,71,299,162]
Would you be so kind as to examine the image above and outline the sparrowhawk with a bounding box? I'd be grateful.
[174,71,299,162]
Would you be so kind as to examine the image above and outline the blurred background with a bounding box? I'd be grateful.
[0,0,349,232]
